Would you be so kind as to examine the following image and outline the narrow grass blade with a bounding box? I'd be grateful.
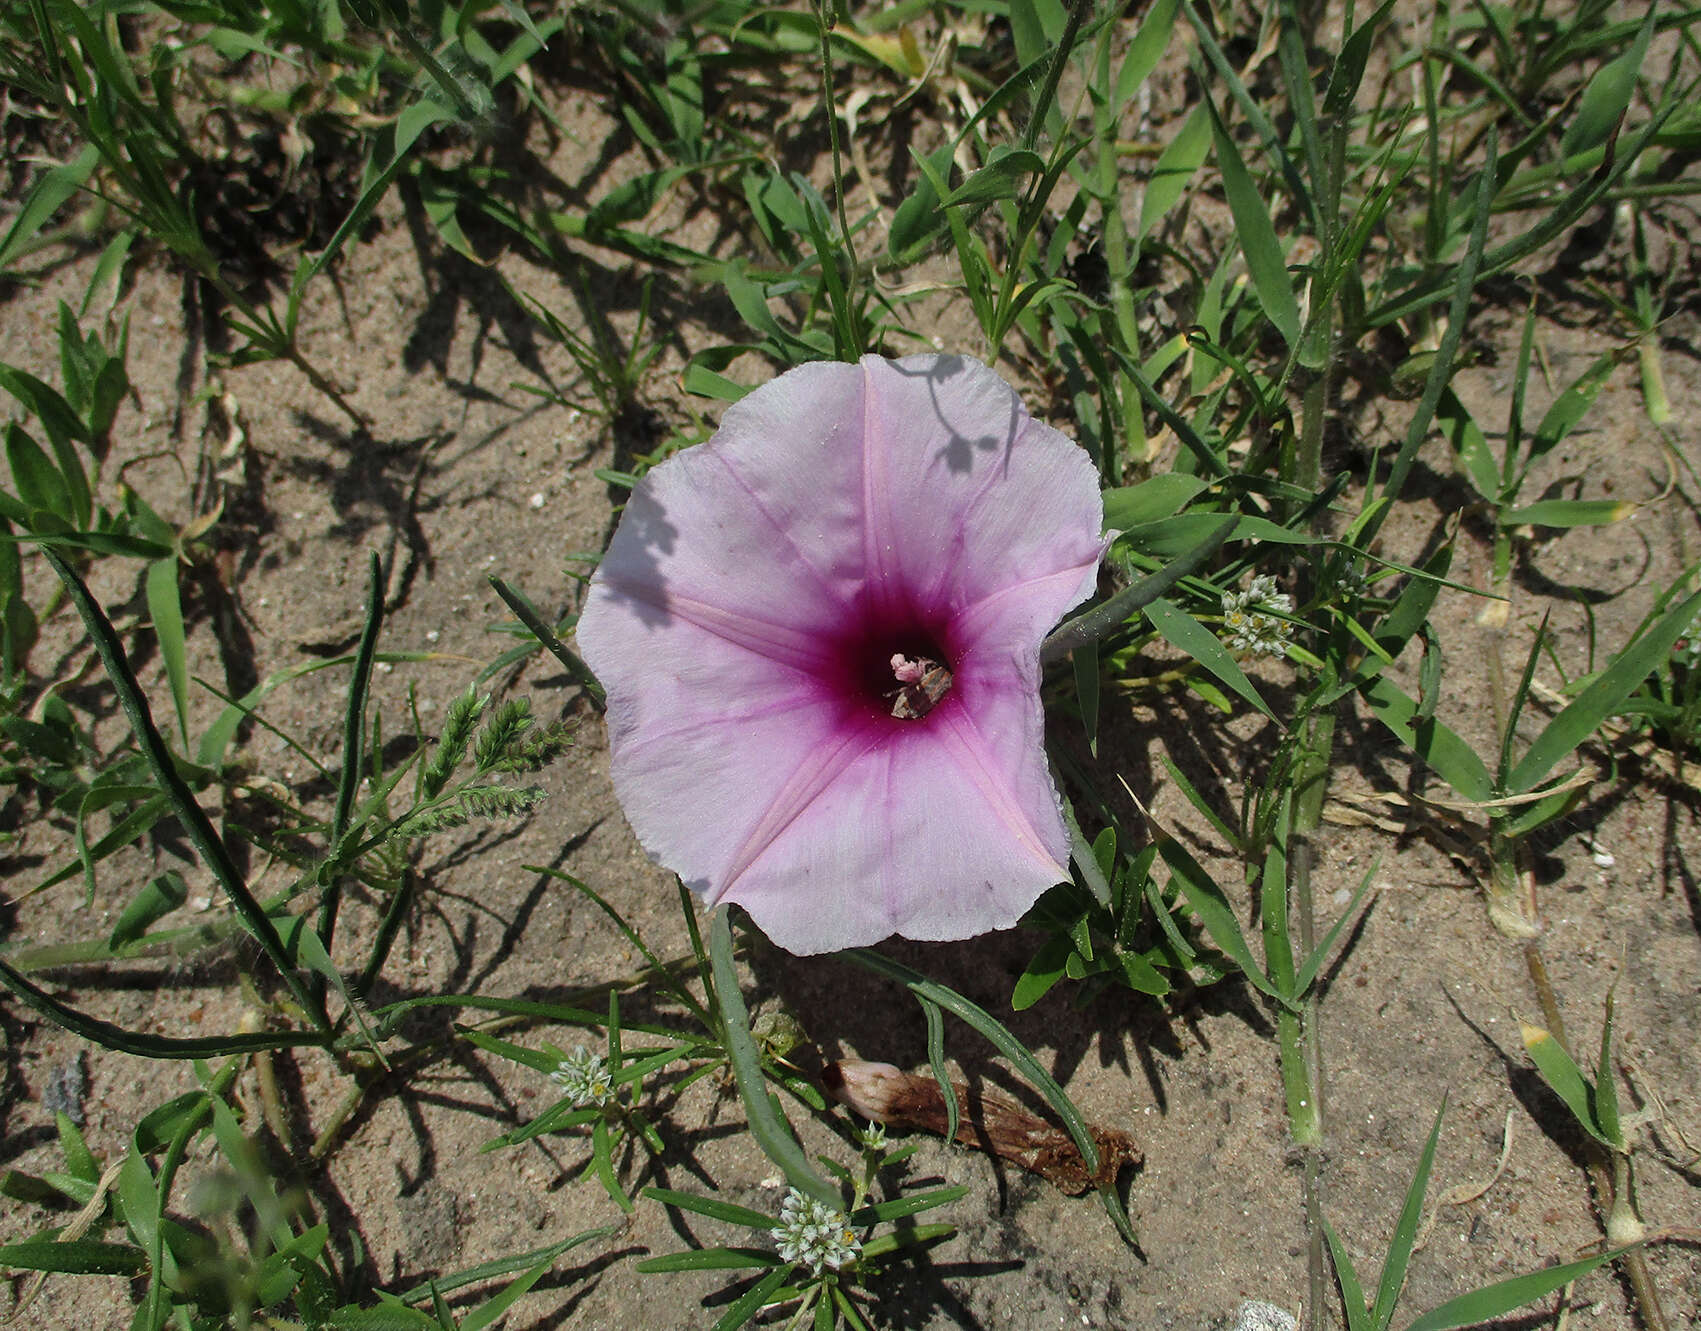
[713,1265,791,1331]
[1205,99,1302,351]
[636,1247,774,1273]
[1370,1100,1447,1330]
[0,1238,146,1275]
[0,957,326,1059]
[1508,585,1701,793]
[1400,1246,1637,1331]
[1560,6,1655,160]
[1041,517,1239,665]
[1145,597,1276,721]
[0,145,99,273]
[1594,988,1621,1149]
[1323,1213,1373,1331]
[39,546,330,1034]
[1357,675,1495,805]
[1149,829,1280,1005]
[143,557,189,747]
[489,576,605,707]
[843,949,1138,1245]
[644,1187,775,1231]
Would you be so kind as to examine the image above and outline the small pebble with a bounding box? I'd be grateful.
[1230,1301,1297,1331]
[41,1054,87,1126]
[529,492,546,509]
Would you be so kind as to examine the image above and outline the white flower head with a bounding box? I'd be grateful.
[549,1046,615,1108]
[1221,575,1295,659]
[770,1188,861,1275]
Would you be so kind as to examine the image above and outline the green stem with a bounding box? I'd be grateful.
[40,545,333,1037]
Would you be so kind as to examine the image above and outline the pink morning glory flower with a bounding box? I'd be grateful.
[575,354,1105,955]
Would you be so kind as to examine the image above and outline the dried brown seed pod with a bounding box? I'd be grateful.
[822,1059,1141,1196]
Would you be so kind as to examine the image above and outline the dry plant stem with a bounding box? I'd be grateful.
[1523,944,1670,1331]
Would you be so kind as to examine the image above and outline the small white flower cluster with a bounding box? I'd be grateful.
[549,1047,615,1108]
[770,1188,861,1276]
[1221,574,1294,659]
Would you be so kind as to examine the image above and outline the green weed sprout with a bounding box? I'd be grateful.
[638,1127,963,1331]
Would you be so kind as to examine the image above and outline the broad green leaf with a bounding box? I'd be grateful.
[1012,934,1074,1010]
[1101,474,1208,530]
[1509,585,1701,793]
[4,424,74,523]
[57,1113,99,1185]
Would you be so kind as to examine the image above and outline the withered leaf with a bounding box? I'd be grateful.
[822,1059,1140,1195]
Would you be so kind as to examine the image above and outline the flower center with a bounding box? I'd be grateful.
[887,652,953,721]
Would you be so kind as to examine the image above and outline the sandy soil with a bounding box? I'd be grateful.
[2,33,1700,1331]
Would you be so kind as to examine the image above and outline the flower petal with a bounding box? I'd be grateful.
[719,710,1067,954]
[576,353,1105,955]
[855,355,1105,626]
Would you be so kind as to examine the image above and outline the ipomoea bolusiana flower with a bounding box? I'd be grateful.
[576,354,1105,954]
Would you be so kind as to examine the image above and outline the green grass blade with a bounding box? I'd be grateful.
[1560,6,1655,160]
[1370,1100,1447,1329]
[0,145,99,273]
[39,545,331,1034]
[636,1247,775,1273]
[1520,1020,1614,1148]
[1508,585,1701,793]
[1206,99,1301,351]
[1145,597,1277,721]
[0,956,326,1058]
[1138,104,1211,243]
[1152,828,1281,1004]
[1357,675,1495,805]
[1323,1212,1372,1331]
[1400,1246,1636,1331]
[0,1238,146,1275]
[711,909,837,1206]
[143,556,188,747]
[712,1265,791,1331]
